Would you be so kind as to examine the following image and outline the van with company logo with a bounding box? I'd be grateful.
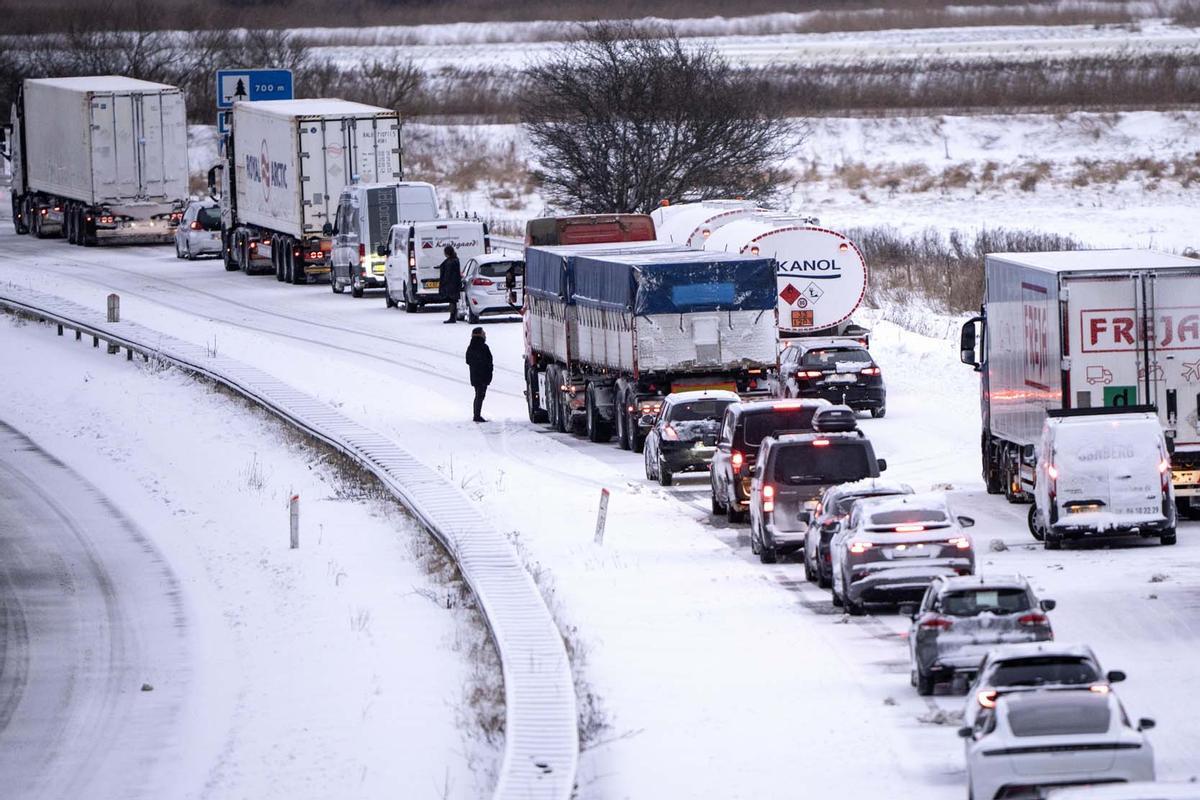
[329,182,438,297]
[1029,407,1176,548]
[382,219,490,311]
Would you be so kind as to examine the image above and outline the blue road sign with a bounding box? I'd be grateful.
[216,69,294,109]
[217,110,231,134]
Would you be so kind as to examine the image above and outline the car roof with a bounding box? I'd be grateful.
[666,389,742,403]
[935,574,1030,593]
[471,252,524,265]
[732,398,830,416]
[986,641,1097,663]
[824,478,913,499]
[768,431,865,446]
[1049,412,1159,428]
[189,198,217,207]
[997,686,1115,717]
[1047,782,1200,800]
[856,491,950,516]
[792,338,869,351]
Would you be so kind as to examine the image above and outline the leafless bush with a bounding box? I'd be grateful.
[853,226,1084,313]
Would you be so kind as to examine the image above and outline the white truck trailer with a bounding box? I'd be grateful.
[217,98,403,283]
[959,249,1200,512]
[523,246,780,450]
[9,76,189,245]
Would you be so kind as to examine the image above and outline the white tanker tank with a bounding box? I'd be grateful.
[703,217,868,336]
[651,200,763,248]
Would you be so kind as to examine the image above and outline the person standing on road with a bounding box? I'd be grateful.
[465,327,493,423]
[439,245,462,323]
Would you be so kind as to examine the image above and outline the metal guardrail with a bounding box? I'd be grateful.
[0,284,578,800]
[490,234,525,253]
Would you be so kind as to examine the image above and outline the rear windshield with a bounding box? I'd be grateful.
[834,491,903,516]
[668,400,735,423]
[771,443,872,485]
[802,347,872,367]
[479,261,525,278]
[869,509,948,526]
[991,657,1100,688]
[197,207,221,230]
[1007,696,1110,737]
[1055,420,1162,464]
[742,408,820,445]
[941,588,1030,616]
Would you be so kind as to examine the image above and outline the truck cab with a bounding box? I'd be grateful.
[329,182,438,297]
[525,214,655,246]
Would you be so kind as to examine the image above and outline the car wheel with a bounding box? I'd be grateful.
[845,595,865,616]
[351,281,364,298]
[817,570,831,589]
[710,489,724,515]
[1044,531,1063,550]
[916,669,935,696]
[749,523,761,555]
[759,540,777,564]
[175,240,183,259]
[871,406,886,418]
[467,304,480,324]
[658,458,673,487]
[184,241,193,260]
[644,443,656,481]
[1027,504,1045,541]
[1161,529,1177,546]
[831,585,844,608]
[803,554,815,582]
[727,503,747,524]
[403,284,417,313]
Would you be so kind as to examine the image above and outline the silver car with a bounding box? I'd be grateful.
[903,574,1055,696]
[174,200,222,259]
[802,479,913,588]
[458,253,524,323]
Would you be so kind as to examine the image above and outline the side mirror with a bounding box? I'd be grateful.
[957,726,974,739]
[960,316,982,371]
[322,222,334,237]
[1137,718,1156,732]
[1039,599,1056,612]
[899,603,918,619]
[376,244,388,257]
[877,458,887,472]
[957,515,976,528]
[1106,670,1126,684]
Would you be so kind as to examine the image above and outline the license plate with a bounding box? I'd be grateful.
[373,265,386,274]
[422,280,440,289]
[1173,470,1199,486]
[827,374,856,383]
[889,544,929,558]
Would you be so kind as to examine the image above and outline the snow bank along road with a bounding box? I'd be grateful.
[3,228,1200,797]
[0,306,493,798]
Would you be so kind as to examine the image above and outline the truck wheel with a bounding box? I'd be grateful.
[289,244,306,284]
[1027,504,1045,541]
[983,434,1005,494]
[274,240,285,280]
[225,240,240,271]
[526,367,548,424]
[332,276,345,294]
[616,393,631,451]
[384,285,397,307]
[12,197,28,235]
[586,385,613,443]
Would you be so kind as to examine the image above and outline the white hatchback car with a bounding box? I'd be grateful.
[962,690,1154,800]
[1047,782,1200,800]
[174,200,222,259]
[457,253,524,323]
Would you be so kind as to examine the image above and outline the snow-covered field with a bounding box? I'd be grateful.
[0,312,498,799]
[2,225,1198,797]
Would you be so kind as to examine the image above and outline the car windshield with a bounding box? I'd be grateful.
[743,408,820,445]
[197,207,221,230]
[991,657,1100,687]
[479,260,524,279]
[1007,695,1111,737]
[801,347,872,367]
[868,509,948,526]
[771,444,872,485]
[941,588,1030,616]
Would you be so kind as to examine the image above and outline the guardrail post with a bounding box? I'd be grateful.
[594,488,610,544]
[106,294,120,354]
[289,494,300,549]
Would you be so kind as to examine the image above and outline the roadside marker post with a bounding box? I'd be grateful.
[594,488,610,545]
[290,494,300,549]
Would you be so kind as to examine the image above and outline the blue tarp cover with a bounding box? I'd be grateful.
[524,242,688,301]
[572,250,778,315]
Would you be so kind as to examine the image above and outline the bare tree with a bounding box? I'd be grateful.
[520,22,800,213]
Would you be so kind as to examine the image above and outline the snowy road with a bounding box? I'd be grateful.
[0,419,189,800]
[2,229,1199,796]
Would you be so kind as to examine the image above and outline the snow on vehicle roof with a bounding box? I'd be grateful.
[29,75,179,92]
[234,98,396,117]
[1046,782,1200,800]
[986,641,1097,662]
[347,180,436,192]
[857,491,950,517]
[989,249,1199,272]
[794,338,868,351]
[735,398,830,413]
[1049,411,1159,427]
[938,574,1030,592]
[666,389,742,403]
[473,252,524,264]
[826,478,913,497]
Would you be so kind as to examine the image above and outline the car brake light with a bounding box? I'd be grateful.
[947,536,971,549]
[894,524,925,532]
[1047,464,1059,480]
[662,425,680,441]
[732,450,744,475]
[861,367,880,376]
[1159,458,1171,474]
[812,439,830,447]
[189,221,202,230]
[977,690,998,709]
[848,540,872,554]
[1017,613,1049,627]
[919,616,953,630]
[796,370,823,379]
[773,400,805,409]
[472,277,494,286]
[763,484,775,512]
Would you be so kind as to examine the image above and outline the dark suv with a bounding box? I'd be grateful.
[710,399,830,522]
[778,338,886,417]
[746,409,888,563]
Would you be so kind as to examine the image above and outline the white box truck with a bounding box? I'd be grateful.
[216,98,402,284]
[9,76,189,245]
[960,249,1200,514]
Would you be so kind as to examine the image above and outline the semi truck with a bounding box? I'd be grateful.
[9,76,189,244]
[524,214,656,246]
[959,249,1200,512]
[212,98,403,283]
[523,246,780,451]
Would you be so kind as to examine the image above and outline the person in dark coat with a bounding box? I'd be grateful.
[438,245,463,323]
[465,327,494,422]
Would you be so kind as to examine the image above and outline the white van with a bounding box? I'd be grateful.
[329,182,439,297]
[383,219,490,311]
[1030,407,1176,548]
